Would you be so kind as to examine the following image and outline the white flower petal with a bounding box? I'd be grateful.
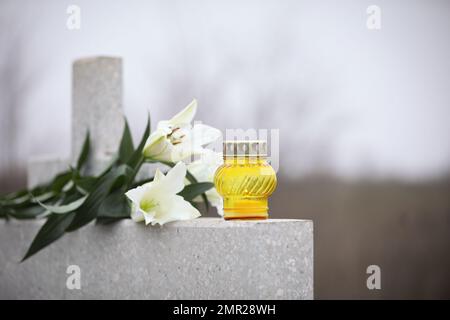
[209,193,224,216]
[187,150,222,182]
[155,121,173,134]
[143,211,156,225]
[143,100,221,162]
[186,150,224,217]
[125,184,155,221]
[154,168,164,182]
[143,128,164,149]
[186,161,206,180]
[126,163,200,226]
[151,195,200,226]
[169,99,197,126]
[169,141,193,162]
[125,184,146,204]
[191,123,222,147]
[157,161,187,194]
[130,205,145,222]
[143,131,172,159]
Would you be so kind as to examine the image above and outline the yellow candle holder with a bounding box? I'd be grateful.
[214,140,277,220]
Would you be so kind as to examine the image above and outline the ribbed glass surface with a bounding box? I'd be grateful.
[214,157,277,220]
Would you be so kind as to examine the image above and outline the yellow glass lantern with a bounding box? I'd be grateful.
[214,140,277,220]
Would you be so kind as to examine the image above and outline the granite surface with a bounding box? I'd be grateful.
[72,56,124,165]
[0,218,313,299]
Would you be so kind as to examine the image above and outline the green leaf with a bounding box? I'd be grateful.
[127,114,150,169]
[66,164,133,231]
[118,119,134,164]
[76,132,90,170]
[96,155,119,179]
[0,206,12,219]
[3,187,55,209]
[21,212,76,262]
[95,217,126,225]
[51,172,72,193]
[31,192,55,203]
[1,189,29,201]
[1,187,58,219]
[97,189,131,219]
[178,182,214,201]
[2,185,49,203]
[36,195,87,214]
[10,205,47,220]
[73,175,97,194]
[1,193,31,207]
[186,171,211,212]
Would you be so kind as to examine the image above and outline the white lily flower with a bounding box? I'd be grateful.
[187,150,224,216]
[125,162,201,226]
[143,99,221,162]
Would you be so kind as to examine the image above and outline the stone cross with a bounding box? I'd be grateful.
[28,56,125,187]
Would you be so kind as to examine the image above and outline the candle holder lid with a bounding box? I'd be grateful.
[223,140,267,157]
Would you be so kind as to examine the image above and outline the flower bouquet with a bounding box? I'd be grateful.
[0,100,223,261]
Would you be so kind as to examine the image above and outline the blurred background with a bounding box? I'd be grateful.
[0,0,449,299]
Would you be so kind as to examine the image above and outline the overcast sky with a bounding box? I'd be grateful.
[0,0,449,180]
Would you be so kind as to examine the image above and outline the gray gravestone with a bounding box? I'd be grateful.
[13,56,315,300]
[0,218,313,299]
[72,57,124,174]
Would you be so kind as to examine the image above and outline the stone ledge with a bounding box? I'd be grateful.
[0,218,313,299]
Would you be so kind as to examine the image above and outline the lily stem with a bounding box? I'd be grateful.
[128,156,145,187]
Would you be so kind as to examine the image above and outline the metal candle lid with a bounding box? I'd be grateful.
[223,140,267,157]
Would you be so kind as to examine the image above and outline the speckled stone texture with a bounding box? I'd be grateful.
[72,56,124,167]
[0,218,313,299]
[27,57,125,187]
